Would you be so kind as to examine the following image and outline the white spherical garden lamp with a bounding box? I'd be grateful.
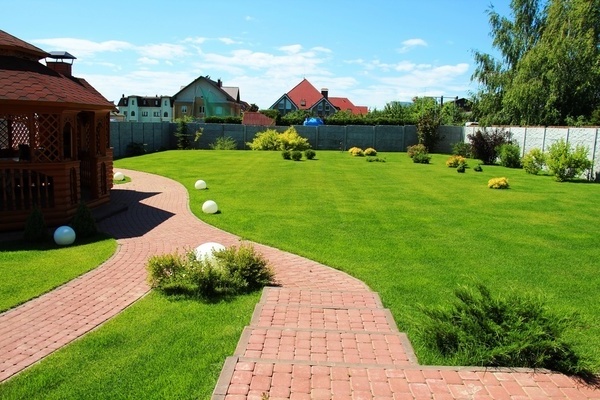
[53,226,76,246]
[194,180,207,190]
[194,242,226,262]
[202,200,218,214]
[113,171,125,181]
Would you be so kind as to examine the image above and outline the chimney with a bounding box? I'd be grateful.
[321,88,328,99]
[45,51,76,77]
[217,78,222,88]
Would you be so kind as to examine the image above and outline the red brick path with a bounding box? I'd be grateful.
[0,169,598,399]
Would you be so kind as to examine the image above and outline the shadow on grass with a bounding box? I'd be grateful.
[0,232,113,251]
[157,283,279,305]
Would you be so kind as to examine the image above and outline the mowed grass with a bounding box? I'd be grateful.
[0,291,259,400]
[115,150,600,369]
[0,234,116,312]
[1,149,598,400]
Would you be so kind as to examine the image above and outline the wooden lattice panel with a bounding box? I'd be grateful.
[4,114,30,149]
[33,113,60,163]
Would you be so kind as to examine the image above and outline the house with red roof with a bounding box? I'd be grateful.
[0,30,115,232]
[270,78,368,118]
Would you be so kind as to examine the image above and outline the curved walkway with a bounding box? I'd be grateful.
[0,169,598,399]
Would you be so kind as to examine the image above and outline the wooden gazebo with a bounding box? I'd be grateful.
[0,30,115,232]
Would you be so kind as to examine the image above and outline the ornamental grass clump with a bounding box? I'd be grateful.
[488,177,509,189]
[146,243,273,299]
[348,147,364,156]
[419,283,594,378]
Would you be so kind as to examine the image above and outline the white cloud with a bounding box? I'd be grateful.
[219,38,240,45]
[31,38,133,58]
[138,57,159,65]
[183,37,208,44]
[397,38,428,53]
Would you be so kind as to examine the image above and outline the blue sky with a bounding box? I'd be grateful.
[4,0,512,110]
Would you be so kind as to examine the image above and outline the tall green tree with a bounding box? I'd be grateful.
[471,0,600,126]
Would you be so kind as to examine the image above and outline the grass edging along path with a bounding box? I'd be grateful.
[115,150,600,371]
[0,234,116,313]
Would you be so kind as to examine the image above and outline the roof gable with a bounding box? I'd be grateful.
[287,78,323,109]
[329,97,368,115]
[173,76,238,103]
[0,30,48,60]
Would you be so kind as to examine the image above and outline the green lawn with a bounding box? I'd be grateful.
[115,150,600,368]
[1,149,598,399]
[0,235,116,312]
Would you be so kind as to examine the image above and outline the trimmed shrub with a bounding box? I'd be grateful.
[457,164,466,173]
[247,127,311,151]
[291,150,302,161]
[498,143,522,168]
[23,207,48,243]
[281,149,291,160]
[304,149,316,160]
[366,157,386,163]
[473,164,483,172]
[452,142,472,158]
[348,147,364,156]
[407,144,427,159]
[70,202,97,239]
[420,283,592,377]
[446,155,468,168]
[546,140,592,182]
[125,142,146,157]
[488,177,509,189]
[212,243,274,291]
[364,147,377,156]
[522,148,546,175]
[467,128,512,165]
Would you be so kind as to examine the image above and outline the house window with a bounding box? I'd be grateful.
[153,111,160,117]
[163,112,168,118]
[199,106,204,114]
[142,111,149,117]
[155,100,159,106]
[164,100,168,106]
[325,105,330,112]
[278,101,284,109]
[143,99,147,106]
[318,104,323,111]
[181,106,187,114]
[131,111,136,116]
[124,111,128,117]
[132,100,135,105]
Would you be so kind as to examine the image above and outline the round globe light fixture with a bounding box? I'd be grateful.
[54,226,76,246]
[194,180,207,190]
[113,171,125,181]
[202,200,218,214]
[194,242,226,262]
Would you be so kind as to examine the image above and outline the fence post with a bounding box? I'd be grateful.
[542,127,547,151]
[522,127,527,156]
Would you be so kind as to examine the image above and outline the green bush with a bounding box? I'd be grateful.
[146,243,273,298]
[247,127,311,152]
[452,142,472,158]
[366,157,386,163]
[125,142,146,157]
[71,202,98,239]
[546,140,592,182]
[473,164,483,172]
[407,144,427,159]
[412,152,431,164]
[281,150,291,160]
[23,207,48,243]
[497,143,522,168]
[247,129,280,150]
[522,148,546,175]
[467,128,512,165]
[291,150,302,161]
[174,119,193,150]
[279,127,311,151]
[457,164,466,173]
[209,136,237,150]
[304,149,316,160]
[420,283,592,377]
